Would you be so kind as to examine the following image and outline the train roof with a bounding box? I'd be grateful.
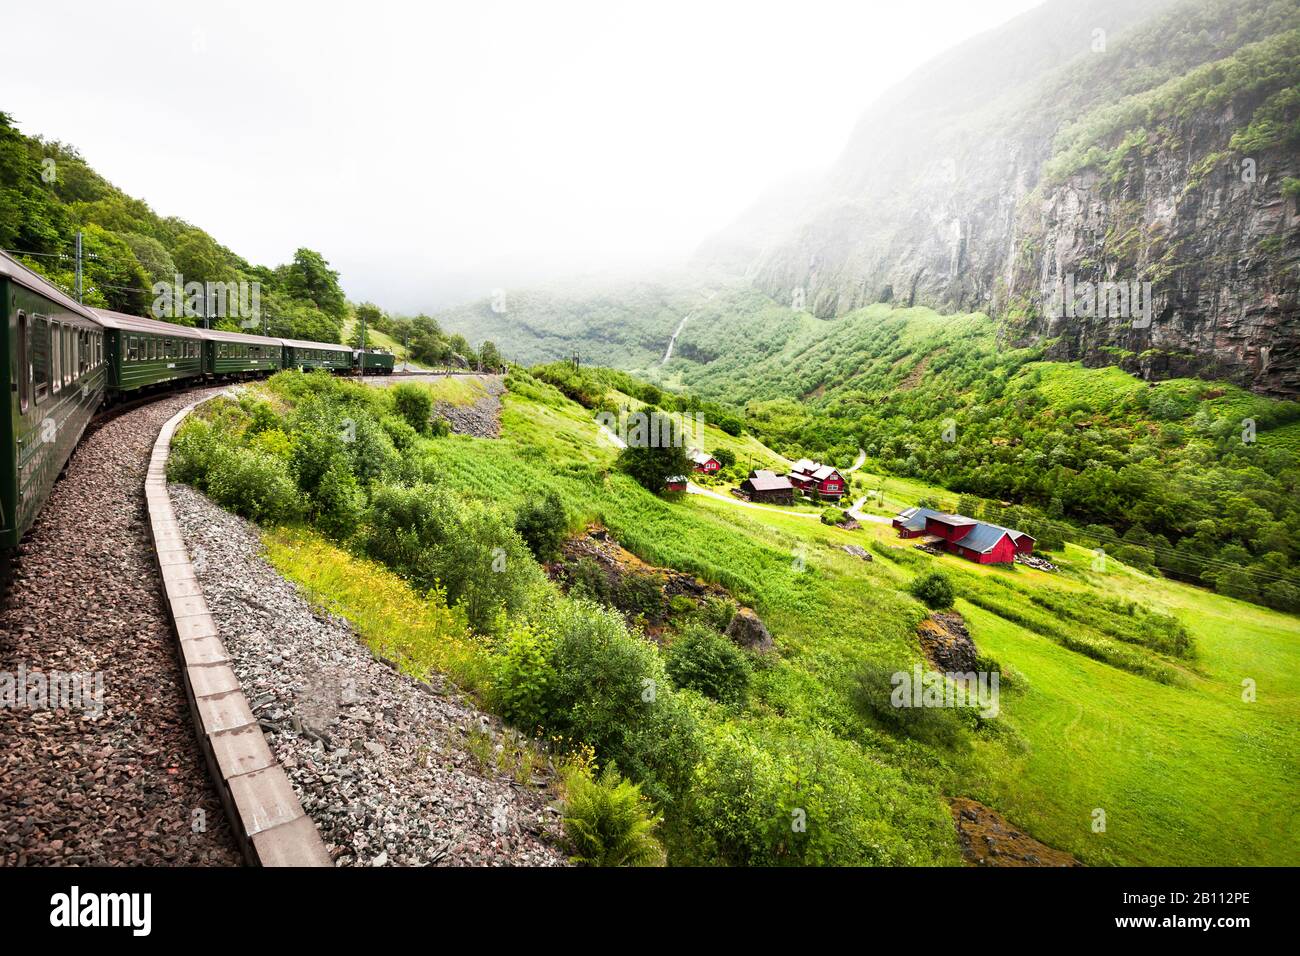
[0,250,99,321]
[89,307,207,339]
[201,326,282,346]
[278,337,351,352]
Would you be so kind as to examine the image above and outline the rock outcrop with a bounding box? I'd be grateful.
[725,608,774,652]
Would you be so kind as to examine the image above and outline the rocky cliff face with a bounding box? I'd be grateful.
[719,0,1300,396]
[1021,106,1299,395]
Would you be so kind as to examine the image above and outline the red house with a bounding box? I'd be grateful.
[894,508,1035,565]
[688,449,721,474]
[787,458,846,501]
[665,475,689,493]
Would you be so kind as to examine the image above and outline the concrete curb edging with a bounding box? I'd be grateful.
[146,398,333,867]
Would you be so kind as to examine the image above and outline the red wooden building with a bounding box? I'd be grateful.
[688,449,721,474]
[788,459,846,501]
[741,470,795,504]
[892,506,941,538]
[665,475,689,492]
[893,508,1035,565]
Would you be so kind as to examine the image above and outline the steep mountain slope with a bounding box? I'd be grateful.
[714,0,1300,395]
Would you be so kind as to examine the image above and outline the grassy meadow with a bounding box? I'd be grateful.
[412,373,1300,865]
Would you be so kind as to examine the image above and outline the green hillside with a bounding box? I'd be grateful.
[180,367,1300,866]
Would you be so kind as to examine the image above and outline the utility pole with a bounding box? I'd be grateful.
[358,310,367,379]
[74,231,83,303]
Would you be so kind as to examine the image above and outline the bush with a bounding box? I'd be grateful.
[379,413,419,452]
[681,723,935,866]
[361,482,457,579]
[206,446,302,526]
[522,598,700,805]
[560,763,664,867]
[514,491,569,562]
[167,418,221,487]
[666,623,750,705]
[493,623,556,732]
[312,457,366,540]
[909,571,954,609]
[851,663,966,749]
[391,383,433,434]
[433,503,543,634]
[820,507,846,526]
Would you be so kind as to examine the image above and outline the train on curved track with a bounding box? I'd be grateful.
[1,250,394,549]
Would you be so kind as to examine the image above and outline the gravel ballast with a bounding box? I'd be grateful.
[0,387,241,866]
[169,482,567,867]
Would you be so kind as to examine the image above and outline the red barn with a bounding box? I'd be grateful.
[740,470,795,504]
[894,508,1034,565]
[688,449,721,474]
[787,459,846,501]
[665,475,688,492]
[892,506,941,538]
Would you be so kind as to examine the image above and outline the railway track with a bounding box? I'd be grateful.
[0,387,242,865]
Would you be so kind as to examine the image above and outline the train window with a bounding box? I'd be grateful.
[51,324,63,394]
[127,336,139,362]
[17,311,29,413]
[32,316,50,403]
[78,330,89,377]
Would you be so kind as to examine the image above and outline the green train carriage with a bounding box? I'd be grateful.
[2,253,107,549]
[280,337,352,372]
[92,308,206,394]
[203,328,283,377]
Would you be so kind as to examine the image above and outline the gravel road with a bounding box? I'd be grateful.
[170,483,567,867]
[0,387,242,866]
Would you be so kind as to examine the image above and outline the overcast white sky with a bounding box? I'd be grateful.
[3,0,1044,310]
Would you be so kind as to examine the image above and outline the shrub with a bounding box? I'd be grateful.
[560,763,664,867]
[361,482,457,577]
[909,571,954,609]
[167,417,222,487]
[681,723,934,866]
[666,623,750,705]
[206,446,302,526]
[493,622,557,733]
[433,503,543,634]
[851,663,966,749]
[514,490,569,562]
[820,507,846,526]
[391,383,433,434]
[529,598,699,804]
[379,413,419,452]
[711,447,736,468]
[312,457,366,540]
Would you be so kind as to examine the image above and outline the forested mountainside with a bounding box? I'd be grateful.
[717,0,1300,395]
[0,112,349,342]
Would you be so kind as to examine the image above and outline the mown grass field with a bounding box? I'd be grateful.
[422,379,1300,866]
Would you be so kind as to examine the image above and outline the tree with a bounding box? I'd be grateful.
[280,248,347,320]
[351,302,385,348]
[617,415,692,494]
[712,447,737,469]
[479,340,502,369]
